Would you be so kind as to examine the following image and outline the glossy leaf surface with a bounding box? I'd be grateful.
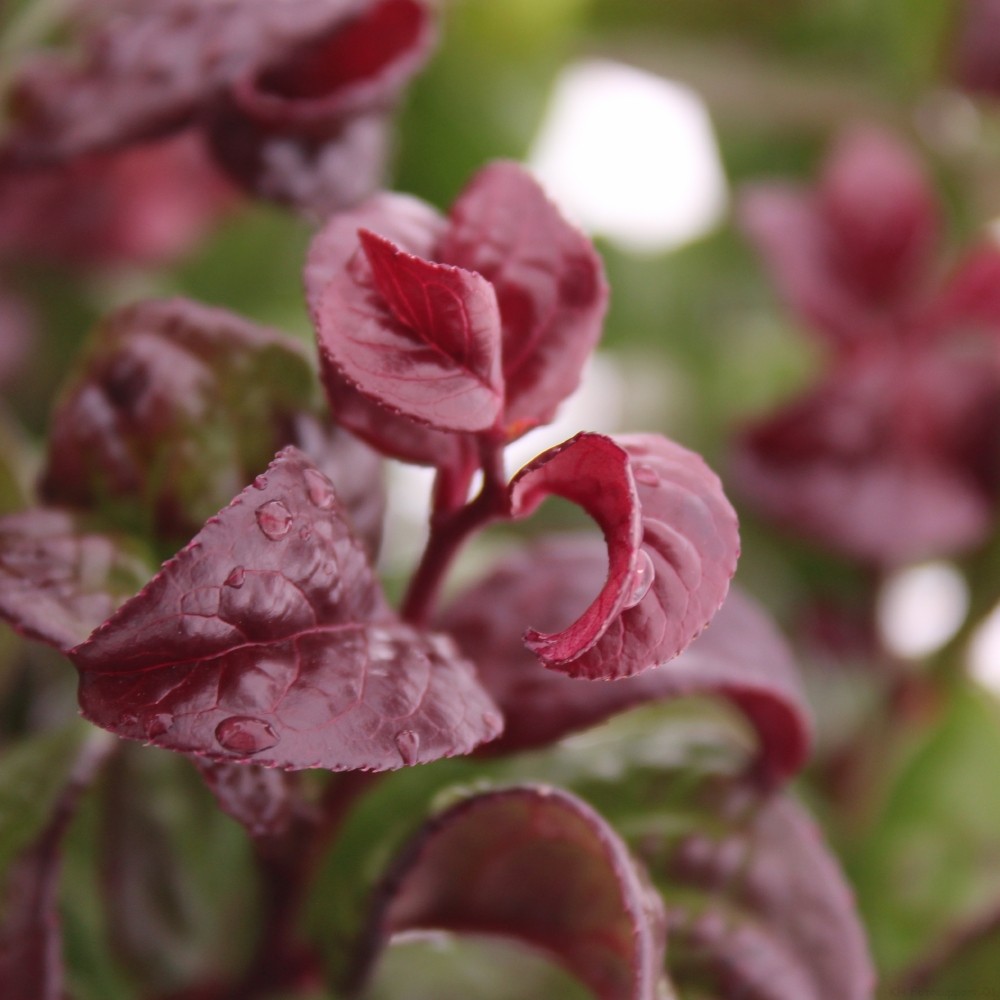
[71,448,501,770]
[361,785,667,1000]
[0,509,150,652]
[441,537,810,783]
[511,433,739,679]
[438,160,609,432]
[318,228,503,431]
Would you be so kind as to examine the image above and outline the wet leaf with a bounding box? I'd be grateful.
[70,448,501,771]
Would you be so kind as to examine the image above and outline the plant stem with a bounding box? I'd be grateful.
[401,439,509,626]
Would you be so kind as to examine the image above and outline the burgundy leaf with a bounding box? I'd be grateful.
[306,162,608,464]
[0,131,237,272]
[438,161,609,433]
[39,298,324,548]
[510,433,739,679]
[730,352,1000,565]
[2,0,435,215]
[307,192,478,470]
[655,788,875,1000]
[358,785,667,1000]
[70,448,502,771]
[0,733,115,1000]
[315,228,503,432]
[440,537,811,783]
[510,433,642,663]
[738,184,885,348]
[0,509,151,653]
[818,125,938,308]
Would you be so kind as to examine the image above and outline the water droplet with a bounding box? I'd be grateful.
[633,463,659,487]
[224,566,246,589]
[304,468,337,510]
[394,729,421,766]
[298,526,312,541]
[143,712,173,739]
[255,500,292,540]
[214,716,279,755]
[252,475,269,490]
[623,550,655,609]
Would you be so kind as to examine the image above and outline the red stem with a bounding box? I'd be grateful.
[401,439,509,626]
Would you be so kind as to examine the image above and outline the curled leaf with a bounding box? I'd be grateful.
[70,448,501,771]
[357,785,667,1000]
[510,433,739,679]
[0,509,151,653]
[441,537,811,783]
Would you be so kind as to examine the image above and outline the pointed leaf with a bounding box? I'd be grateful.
[70,448,502,771]
[359,785,667,1000]
[307,192,477,470]
[438,161,609,433]
[0,509,151,653]
[316,229,503,433]
[441,538,810,783]
[511,433,739,679]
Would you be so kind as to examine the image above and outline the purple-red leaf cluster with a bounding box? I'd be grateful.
[306,161,608,474]
[70,448,501,771]
[441,538,810,783]
[1,0,436,217]
[359,785,667,1000]
[735,125,1000,565]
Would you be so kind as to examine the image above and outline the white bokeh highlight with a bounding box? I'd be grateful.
[877,562,969,660]
[968,602,1000,696]
[528,59,728,253]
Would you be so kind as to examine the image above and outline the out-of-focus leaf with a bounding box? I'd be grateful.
[40,298,321,549]
[71,448,501,771]
[355,785,668,1000]
[0,730,115,1000]
[441,537,810,783]
[647,787,875,1000]
[848,685,1000,975]
[0,509,152,652]
[511,433,739,680]
[0,723,89,875]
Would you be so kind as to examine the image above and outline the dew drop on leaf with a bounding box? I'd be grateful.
[214,716,280,755]
[622,549,655,609]
[224,566,246,589]
[304,467,337,510]
[255,500,293,540]
[633,463,660,487]
[394,729,421,766]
